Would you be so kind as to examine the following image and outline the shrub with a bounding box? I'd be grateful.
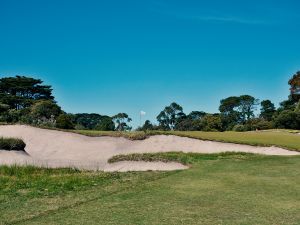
[274,110,300,129]
[0,137,26,151]
[30,100,61,126]
[232,124,247,132]
[201,114,222,131]
[245,118,274,131]
[56,114,75,129]
[94,116,115,131]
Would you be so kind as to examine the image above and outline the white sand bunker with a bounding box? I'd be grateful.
[0,125,299,171]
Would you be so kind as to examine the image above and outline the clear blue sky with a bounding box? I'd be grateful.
[1,0,300,127]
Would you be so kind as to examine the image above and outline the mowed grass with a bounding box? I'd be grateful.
[1,153,300,225]
[71,129,300,151]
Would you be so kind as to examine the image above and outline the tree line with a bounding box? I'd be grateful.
[140,71,300,131]
[0,76,132,131]
[1,72,300,131]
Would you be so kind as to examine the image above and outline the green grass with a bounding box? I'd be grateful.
[163,130,300,151]
[0,137,26,151]
[1,153,300,225]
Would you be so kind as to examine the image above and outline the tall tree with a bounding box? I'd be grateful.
[219,95,259,129]
[156,102,185,130]
[187,111,206,120]
[0,76,54,110]
[260,100,276,121]
[138,120,154,131]
[238,95,259,122]
[219,96,241,129]
[288,71,300,102]
[112,113,132,131]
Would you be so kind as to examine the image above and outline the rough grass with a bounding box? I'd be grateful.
[71,129,149,140]
[108,151,258,165]
[1,153,299,225]
[0,137,26,151]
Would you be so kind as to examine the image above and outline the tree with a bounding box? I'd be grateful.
[0,76,54,110]
[278,99,296,111]
[137,120,154,131]
[30,100,61,124]
[74,113,103,130]
[56,114,75,129]
[156,102,185,130]
[274,110,300,129]
[219,95,259,130]
[260,100,276,121]
[200,114,222,131]
[187,111,206,120]
[238,95,259,122]
[0,103,9,114]
[112,113,132,131]
[95,116,115,131]
[219,96,241,130]
[288,71,300,102]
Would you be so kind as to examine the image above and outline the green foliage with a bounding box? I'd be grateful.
[274,110,300,129]
[200,114,222,131]
[56,114,75,129]
[232,124,247,132]
[74,113,101,130]
[219,95,259,129]
[94,116,115,131]
[157,102,185,130]
[30,100,62,125]
[246,118,274,130]
[0,76,54,110]
[260,100,276,121]
[288,71,300,102]
[112,113,132,131]
[137,120,154,131]
[0,137,26,151]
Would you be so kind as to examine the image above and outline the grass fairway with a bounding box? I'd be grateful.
[71,129,300,151]
[1,153,300,225]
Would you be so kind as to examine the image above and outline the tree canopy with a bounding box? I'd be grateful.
[156,102,185,130]
[0,76,54,110]
[288,71,300,102]
[112,113,132,131]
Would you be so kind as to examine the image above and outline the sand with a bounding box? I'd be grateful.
[0,125,299,171]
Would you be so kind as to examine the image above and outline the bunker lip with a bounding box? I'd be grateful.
[0,125,299,171]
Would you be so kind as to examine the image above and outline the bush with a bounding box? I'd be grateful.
[274,110,300,129]
[201,114,222,131]
[252,120,274,130]
[245,118,274,131]
[30,100,61,126]
[94,116,115,131]
[0,137,26,151]
[56,114,75,129]
[232,124,247,132]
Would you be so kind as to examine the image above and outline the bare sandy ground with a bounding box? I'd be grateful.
[0,125,299,171]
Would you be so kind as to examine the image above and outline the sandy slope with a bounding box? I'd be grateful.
[0,125,299,171]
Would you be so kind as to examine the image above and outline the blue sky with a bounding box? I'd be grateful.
[0,0,300,127]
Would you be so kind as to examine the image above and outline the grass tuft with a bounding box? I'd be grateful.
[0,137,26,151]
